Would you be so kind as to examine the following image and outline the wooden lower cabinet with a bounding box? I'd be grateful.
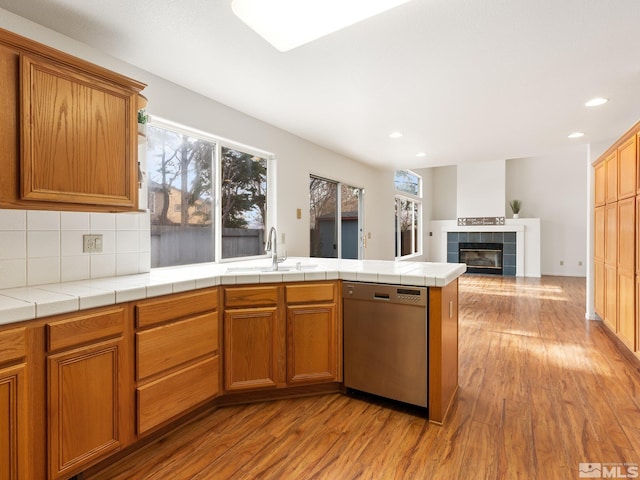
[224,306,279,391]
[48,339,123,479]
[285,282,340,385]
[223,282,341,392]
[0,363,27,480]
[135,289,220,436]
[286,304,338,384]
[46,307,127,480]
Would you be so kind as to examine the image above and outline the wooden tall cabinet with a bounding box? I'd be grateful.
[594,120,639,354]
[0,28,145,212]
[46,307,129,480]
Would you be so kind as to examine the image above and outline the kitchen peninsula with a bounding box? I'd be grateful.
[0,258,465,480]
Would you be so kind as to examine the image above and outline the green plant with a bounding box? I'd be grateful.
[137,109,148,124]
[509,199,522,214]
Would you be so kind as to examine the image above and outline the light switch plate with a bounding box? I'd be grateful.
[83,234,103,253]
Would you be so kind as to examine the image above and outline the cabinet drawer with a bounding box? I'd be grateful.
[136,288,217,328]
[137,356,219,434]
[224,286,279,308]
[0,327,26,365]
[47,307,124,352]
[286,283,335,304]
[136,312,218,381]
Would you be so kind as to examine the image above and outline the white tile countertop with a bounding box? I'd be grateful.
[0,258,466,324]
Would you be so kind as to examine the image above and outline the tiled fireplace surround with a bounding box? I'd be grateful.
[447,231,517,276]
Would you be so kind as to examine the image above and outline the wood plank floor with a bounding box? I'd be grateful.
[85,275,640,480]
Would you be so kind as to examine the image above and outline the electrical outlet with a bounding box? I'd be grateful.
[560,260,564,266]
[83,234,103,253]
[579,261,583,266]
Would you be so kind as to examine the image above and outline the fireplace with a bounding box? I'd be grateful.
[458,242,503,275]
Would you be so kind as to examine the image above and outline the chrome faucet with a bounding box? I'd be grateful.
[265,226,278,271]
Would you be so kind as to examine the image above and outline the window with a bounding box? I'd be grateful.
[146,119,272,267]
[394,170,422,258]
[220,146,268,259]
[309,176,363,259]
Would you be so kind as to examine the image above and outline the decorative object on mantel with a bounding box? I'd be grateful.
[509,199,522,219]
[457,217,505,226]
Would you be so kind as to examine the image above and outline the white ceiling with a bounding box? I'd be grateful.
[1,0,639,170]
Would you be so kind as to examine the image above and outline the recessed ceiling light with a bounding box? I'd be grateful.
[585,97,609,107]
[416,152,427,157]
[232,0,412,52]
[568,132,585,139]
[389,131,404,139]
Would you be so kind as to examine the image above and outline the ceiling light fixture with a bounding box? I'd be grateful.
[416,152,427,157]
[585,97,609,107]
[389,131,404,139]
[568,132,584,139]
[231,0,412,52]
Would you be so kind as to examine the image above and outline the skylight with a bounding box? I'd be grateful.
[231,0,412,52]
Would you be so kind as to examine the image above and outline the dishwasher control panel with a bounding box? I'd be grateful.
[343,282,427,307]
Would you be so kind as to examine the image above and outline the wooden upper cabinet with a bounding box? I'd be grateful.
[594,160,606,207]
[21,54,137,207]
[606,151,618,204]
[0,27,145,212]
[618,135,637,200]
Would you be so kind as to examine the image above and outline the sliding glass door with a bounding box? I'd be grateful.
[310,176,363,259]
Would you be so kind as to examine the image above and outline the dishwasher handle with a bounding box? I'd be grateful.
[373,293,390,300]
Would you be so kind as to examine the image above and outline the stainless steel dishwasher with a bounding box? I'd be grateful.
[343,282,428,408]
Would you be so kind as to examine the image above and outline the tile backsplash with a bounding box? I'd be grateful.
[0,209,151,289]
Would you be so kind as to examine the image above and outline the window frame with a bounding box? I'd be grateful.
[147,116,276,265]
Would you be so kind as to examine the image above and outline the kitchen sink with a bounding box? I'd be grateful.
[225,262,318,273]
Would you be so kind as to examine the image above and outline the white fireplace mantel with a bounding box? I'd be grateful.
[429,219,541,277]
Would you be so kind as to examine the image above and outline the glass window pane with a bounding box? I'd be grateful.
[394,170,421,196]
[341,184,360,260]
[310,177,337,258]
[399,199,413,256]
[221,147,267,259]
[147,125,215,267]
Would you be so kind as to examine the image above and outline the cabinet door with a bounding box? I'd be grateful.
[606,151,618,204]
[594,161,606,207]
[21,55,137,208]
[48,338,123,479]
[618,135,637,199]
[0,364,27,480]
[224,307,278,391]
[594,206,605,262]
[618,269,635,350]
[594,261,606,319]
[286,304,337,385]
[605,202,618,265]
[618,197,635,271]
[605,264,618,332]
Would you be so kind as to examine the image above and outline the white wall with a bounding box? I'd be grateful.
[505,147,588,277]
[0,9,396,288]
[431,166,457,221]
[457,160,506,218]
